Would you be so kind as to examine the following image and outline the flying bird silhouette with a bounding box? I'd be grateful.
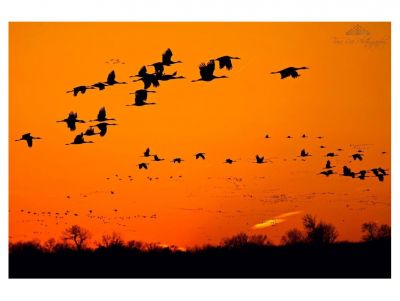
[162,48,182,66]
[352,153,363,161]
[265,134,271,139]
[15,133,42,148]
[66,133,94,145]
[66,85,95,96]
[325,160,334,169]
[138,163,148,170]
[104,70,127,86]
[192,60,227,82]
[90,107,116,122]
[91,82,108,91]
[143,148,152,157]
[156,71,185,81]
[153,155,165,161]
[195,153,206,160]
[342,166,356,178]
[172,158,184,164]
[224,158,236,164]
[271,67,309,79]
[300,149,311,157]
[255,155,265,164]
[214,56,240,70]
[93,122,117,137]
[127,89,156,106]
[83,127,99,136]
[326,152,338,157]
[57,112,85,131]
[130,66,160,89]
[320,170,334,177]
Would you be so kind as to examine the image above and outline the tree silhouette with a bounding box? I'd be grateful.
[281,228,304,245]
[221,233,269,248]
[361,222,391,242]
[99,232,124,248]
[302,214,338,244]
[62,225,90,251]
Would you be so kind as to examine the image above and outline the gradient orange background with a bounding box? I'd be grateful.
[9,22,390,248]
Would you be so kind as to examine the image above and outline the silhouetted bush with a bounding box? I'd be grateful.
[361,222,391,242]
[281,228,304,245]
[302,214,338,244]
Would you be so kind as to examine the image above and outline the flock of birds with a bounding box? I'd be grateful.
[14,48,388,184]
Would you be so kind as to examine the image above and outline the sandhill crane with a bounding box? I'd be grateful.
[172,158,184,164]
[91,82,108,91]
[377,167,388,175]
[271,66,309,79]
[214,56,240,70]
[195,153,206,160]
[342,166,355,178]
[325,160,333,169]
[93,122,117,137]
[265,134,271,139]
[143,148,152,157]
[301,134,307,138]
[66,85,94,96]
[57,112,85,131]
[224,158,236,164]
[129,89,156,104]
[255,155,265,164]
[153,155,165,161]
[138,163,148,170]
[352,153,363,161]
[104,70,127,86]
[286,135,293,139]
[83,127,99,136]
[148,62,164,75]
[15,133,41,148]
[156,71,185,81]
[162,48,182,66]
[66,133,94,145]
[130,66,160,89]
[300,149,311,157]
[192,60,227,82]
[320,170,334,177]
[326,152,338,157]
[90,107,116,122]
[316,136,324,139]
[358,170,367,180]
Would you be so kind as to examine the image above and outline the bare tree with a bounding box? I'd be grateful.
[221,233,249,248]
[100,232,124,248]
[302,214,338,244]
[62,225,90,251]
[281,228,304,245]
[362,222,391,241]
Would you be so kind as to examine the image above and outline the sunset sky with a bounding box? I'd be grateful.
[9,22,390,248]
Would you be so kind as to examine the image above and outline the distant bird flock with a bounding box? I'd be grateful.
[15,48,389,183]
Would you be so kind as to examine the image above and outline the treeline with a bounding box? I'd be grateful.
[9,214,391,278]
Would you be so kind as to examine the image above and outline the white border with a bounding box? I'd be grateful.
[1,0,399,300]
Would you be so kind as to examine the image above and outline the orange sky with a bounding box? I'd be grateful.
[9,22,390,248]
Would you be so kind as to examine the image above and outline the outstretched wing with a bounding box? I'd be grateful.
[154,63,164,75]
[225,58,233,70]
[107,70,116,83]
[150,75,160,87]
[98,107,106,120]
[290,69,299,78]
[162,48,173,64]
[138,66,147,77]
[199,60,215,79]
[97,123,107,136]
[73,134,83,144]
[26,138,33,147]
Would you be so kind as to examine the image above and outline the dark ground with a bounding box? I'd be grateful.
[9,240,390,278]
